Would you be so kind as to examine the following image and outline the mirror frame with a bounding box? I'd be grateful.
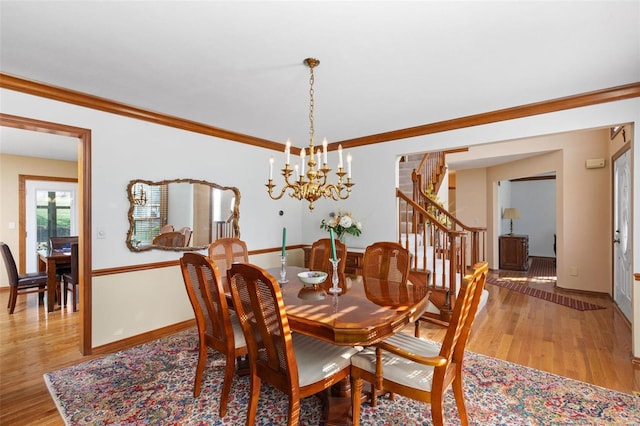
[126,178,240,252]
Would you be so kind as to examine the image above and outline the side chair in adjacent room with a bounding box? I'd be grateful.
[1,242,49,314]
[62,242,79,311]
[179,252,248,417]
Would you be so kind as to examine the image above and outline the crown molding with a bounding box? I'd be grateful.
[2,73,638,152]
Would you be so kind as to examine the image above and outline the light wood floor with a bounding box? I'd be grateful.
[1,269,638,425]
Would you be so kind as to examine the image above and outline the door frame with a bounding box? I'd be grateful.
[20,176,78,273]
[0,113,92,355]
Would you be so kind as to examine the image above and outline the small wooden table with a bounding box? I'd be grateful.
[37,249,72,312]
[271,266,430,424]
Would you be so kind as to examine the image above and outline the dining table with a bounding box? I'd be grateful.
[37,248,72,312]
[267,265,430,425]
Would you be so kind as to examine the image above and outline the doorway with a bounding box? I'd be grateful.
[1,113,92,355]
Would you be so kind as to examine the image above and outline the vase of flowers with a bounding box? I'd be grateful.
[320,210,362,242]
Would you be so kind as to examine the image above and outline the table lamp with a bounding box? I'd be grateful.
[502,208,520,235]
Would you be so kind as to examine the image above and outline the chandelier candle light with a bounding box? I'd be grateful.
[266,57,354,211]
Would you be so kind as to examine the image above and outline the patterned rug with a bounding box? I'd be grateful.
[526,256,557,280]
[486,276,606,311]
[44,329,639,425]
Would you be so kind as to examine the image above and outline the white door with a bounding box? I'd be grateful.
[25,180,78,272]
[613,149,632,321]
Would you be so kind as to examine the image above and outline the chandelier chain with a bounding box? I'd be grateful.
[309,64,315,146]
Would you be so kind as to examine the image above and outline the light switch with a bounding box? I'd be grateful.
[97,227,106,239]
[8,222,16,230]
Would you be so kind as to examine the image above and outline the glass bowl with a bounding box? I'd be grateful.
[297,271,328,286]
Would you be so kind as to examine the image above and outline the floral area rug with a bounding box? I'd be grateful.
[44,328,639,425]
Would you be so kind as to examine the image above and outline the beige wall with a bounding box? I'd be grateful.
[0,153,77,287]
[91,248,305,347]
[455,128,612,294]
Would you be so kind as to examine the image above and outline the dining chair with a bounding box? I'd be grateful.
[49,236,78,276]
[207,238,249,291]
[227,263,359,426]
[362,241,411,284]
[309,238,347,275]
[350,261,489,426]
[176,226,192,247]
[1,242,49,314]
[179,252,248,417]
[61,242,79,311]
[152,231,185,247]
[160,224,174,234]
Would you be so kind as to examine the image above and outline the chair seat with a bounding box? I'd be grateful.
[229,312,246,348]
[292,333,359,388]
[17,272,49,288]
[351,333,441,391]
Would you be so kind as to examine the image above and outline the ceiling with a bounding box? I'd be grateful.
[1,1,638,165]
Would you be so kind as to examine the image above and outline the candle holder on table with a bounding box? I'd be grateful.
[279,255,288,284]
[328,258,342,294]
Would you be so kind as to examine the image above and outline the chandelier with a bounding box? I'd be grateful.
[266,57,354,211]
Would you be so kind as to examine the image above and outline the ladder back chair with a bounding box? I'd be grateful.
[350,261,489,426]
[227,263,359,426]
[1,242,49,314]
[179,253,247,417]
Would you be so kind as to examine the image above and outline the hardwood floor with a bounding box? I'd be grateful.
[1,265,638,425]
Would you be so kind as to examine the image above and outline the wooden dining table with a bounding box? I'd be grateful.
[268,265,430,425]
[37,248,72,312]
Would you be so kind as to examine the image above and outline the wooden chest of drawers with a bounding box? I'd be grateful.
[499,234,529,271]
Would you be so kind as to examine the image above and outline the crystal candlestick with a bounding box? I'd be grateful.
[279,255,288,283]
[328,258,342,294]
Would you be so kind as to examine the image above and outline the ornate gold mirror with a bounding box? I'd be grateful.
[126,179,240,252]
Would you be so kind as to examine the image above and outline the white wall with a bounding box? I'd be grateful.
[2,88,639,356]
[511,179,556,257]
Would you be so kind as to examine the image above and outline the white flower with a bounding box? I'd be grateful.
[356,221,362,230]
[339,215,353,228]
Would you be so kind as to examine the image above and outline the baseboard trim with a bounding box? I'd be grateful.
[91,319,195,356]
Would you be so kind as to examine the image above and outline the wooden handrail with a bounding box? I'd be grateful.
[396,189,466,316]
[412,158,486,266]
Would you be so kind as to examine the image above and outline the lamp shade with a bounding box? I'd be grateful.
[502,208,520,220]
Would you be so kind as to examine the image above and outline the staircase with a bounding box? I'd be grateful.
[397,151,486,325]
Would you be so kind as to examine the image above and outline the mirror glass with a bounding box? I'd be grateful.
[126,179,240,251]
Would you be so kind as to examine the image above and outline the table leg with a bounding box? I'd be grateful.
[46,258,58,312]
[319,377,355,425]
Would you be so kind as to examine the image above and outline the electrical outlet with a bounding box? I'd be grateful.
[569,267,578,276]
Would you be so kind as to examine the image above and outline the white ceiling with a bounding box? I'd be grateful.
[1,1,638,164]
